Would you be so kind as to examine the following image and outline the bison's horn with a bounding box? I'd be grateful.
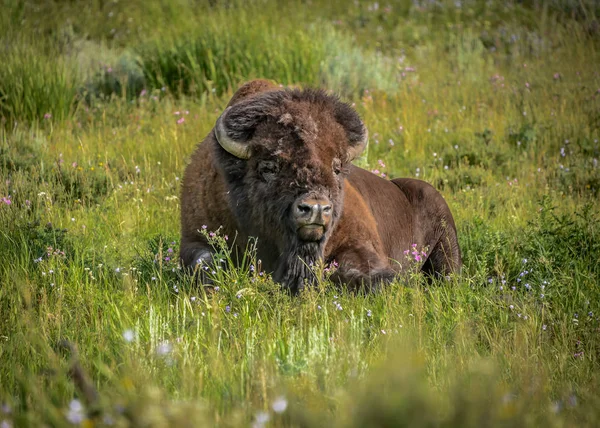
[214,107,252,159]
[346,127,368,161]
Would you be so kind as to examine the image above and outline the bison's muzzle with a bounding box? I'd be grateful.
[293,196,332,242]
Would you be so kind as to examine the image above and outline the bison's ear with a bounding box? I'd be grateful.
[333,101,368,161]
[227,79,279,108]
[215,94,278,159]
[215,81,283,159]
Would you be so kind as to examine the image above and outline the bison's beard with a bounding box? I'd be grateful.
[273,240,323,293]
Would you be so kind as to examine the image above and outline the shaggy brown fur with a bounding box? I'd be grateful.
[180,80,461,292]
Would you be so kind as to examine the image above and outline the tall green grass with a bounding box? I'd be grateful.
[0,40,82,127]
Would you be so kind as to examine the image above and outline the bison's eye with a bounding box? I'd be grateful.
[332,158,342,175]
[258,160,279,181]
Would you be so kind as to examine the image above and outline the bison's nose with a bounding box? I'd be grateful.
[293,198,333,239]
[294,198,332,224]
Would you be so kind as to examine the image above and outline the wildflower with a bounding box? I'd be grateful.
[1,196,11,205]
[366,309,372,317]
[272,396,288,413]
[381,329,387,335]
[156,341,172,356]
[0,420,10,428]
[140,89,147,97]
[214,286,220,291]
[509,305,514,310]
[253,411,270,428]
[177,117,185,125]
[542,324,547,331]
[522,258,527,264]
[151,276,156,281]
[44,113,52,119]
[225,305,231,313]
[1,403,11,414]
[66,399,85,424]
[123,329,135,343]
[317,305,322,310]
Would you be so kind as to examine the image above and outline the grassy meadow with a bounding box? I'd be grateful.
[1,0,600,426]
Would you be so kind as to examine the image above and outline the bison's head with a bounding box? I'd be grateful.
[213,82,367,292]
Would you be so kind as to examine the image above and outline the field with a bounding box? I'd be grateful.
[1,0,600,426]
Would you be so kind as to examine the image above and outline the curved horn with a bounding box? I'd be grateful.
[214,107,251,159]
[346,126,368,161]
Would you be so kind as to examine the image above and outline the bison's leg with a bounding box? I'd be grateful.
[391,178,462,279]
[179,238,215,284]
[421,220,461,279]
[330,267,396,293]
[328,243,398,292]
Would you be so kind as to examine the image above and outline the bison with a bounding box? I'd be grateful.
[180,80,461,292]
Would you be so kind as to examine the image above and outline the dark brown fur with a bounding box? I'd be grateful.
[180,80,461,292]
